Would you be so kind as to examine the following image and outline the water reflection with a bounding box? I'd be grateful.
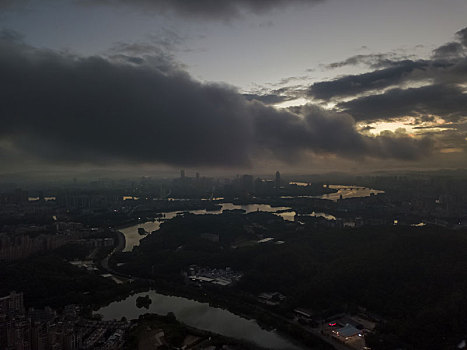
[282,185,383,202]
[321,185,384,201]
[121,185,382,251]
[97,291,302,350]
[121,203,292,252]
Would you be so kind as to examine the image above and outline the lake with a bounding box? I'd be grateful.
[96,290,302,350]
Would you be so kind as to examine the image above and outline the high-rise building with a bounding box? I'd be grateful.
[0,291,24,316]
[180,170,185,179]
[275,171,281,190]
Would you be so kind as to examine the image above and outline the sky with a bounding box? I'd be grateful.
[0,0,467,176]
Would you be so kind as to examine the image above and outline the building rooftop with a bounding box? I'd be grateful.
[335,323,361,338]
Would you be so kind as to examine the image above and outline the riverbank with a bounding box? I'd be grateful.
[96,190,385,349]
[98,247,328,349]
[94,271,334,350]
[97,289,311,350]
[96,253,310,349]
[112,185,383,237]
[97,209,334,349]
[127,312,269,350]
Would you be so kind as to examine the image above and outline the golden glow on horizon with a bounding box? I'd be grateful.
[273,97,308,109]
[361,116,453,136]
[440,148,463,153]
[362,118,416,135]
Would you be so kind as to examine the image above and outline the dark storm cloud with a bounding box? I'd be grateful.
[329,55,467,122]
[252,105,433,161]
[369,130,434,160]
[0,35,253,167]
[0,35,432,169]
[80,0,321,19]
[309,60,428,100]
[307,26,467,127]
[338,84,467,122]
[253,104,368,158]
[432,42,465,60]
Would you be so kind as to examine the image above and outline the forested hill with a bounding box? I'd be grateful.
[116,212,467,349]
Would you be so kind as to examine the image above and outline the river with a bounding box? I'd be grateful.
[320,185,383,201]
[108,186,381,348]
[96,290,302,350]
[281,185,383,201]
[120,203,294,252]
[121,185,382,252]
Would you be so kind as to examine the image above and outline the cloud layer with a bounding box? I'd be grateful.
[308,27,467,125]
[0,32,432,170]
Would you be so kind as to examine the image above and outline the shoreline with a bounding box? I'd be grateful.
[96,287,314,350]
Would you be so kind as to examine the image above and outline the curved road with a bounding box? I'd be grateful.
[100,230,130,282]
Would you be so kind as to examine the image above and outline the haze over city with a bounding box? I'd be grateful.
[3,2,467,350]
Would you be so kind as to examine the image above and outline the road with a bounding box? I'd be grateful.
[100,230,130,283]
